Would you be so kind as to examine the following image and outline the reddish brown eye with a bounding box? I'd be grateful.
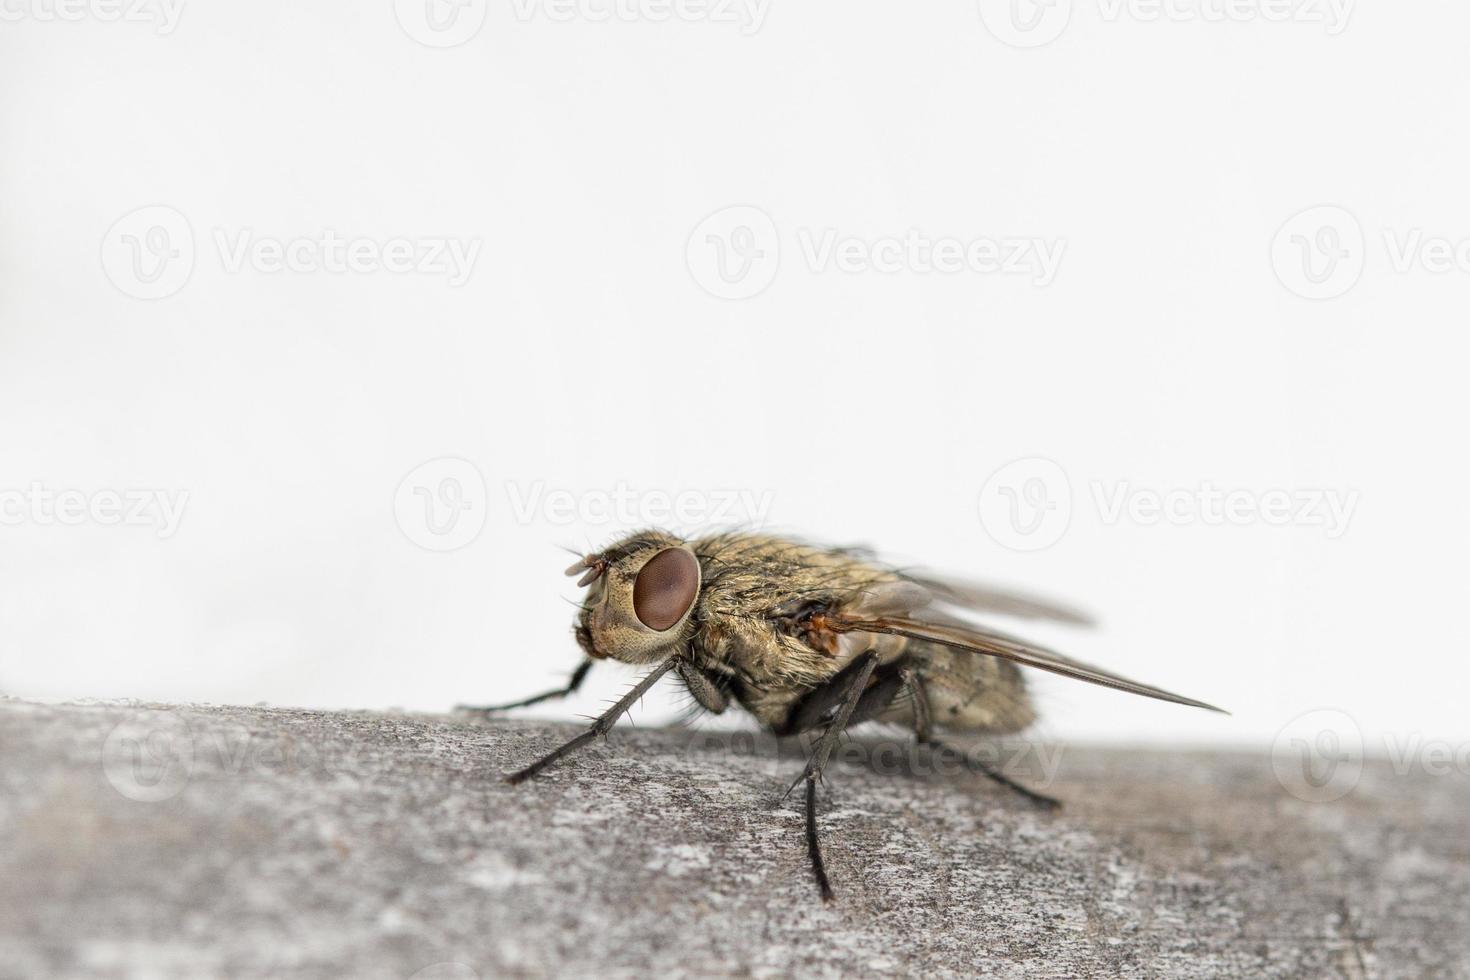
[632,548,700,631]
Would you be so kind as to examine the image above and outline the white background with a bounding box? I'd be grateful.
[3,0,1467,751]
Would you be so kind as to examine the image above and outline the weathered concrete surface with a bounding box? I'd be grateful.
[1,699,1466,979]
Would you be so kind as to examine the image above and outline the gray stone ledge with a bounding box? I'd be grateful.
[1,699,1465,979]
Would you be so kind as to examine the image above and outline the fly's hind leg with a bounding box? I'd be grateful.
[907,672,1061,812]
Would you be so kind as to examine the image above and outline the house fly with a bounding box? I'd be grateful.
[461,530,1225,900]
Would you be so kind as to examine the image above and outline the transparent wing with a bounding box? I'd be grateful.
[901,572,1096,628]
[829,613,1226,713]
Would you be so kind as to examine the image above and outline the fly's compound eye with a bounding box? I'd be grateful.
[632,547,700,631]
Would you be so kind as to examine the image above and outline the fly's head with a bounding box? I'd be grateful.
[565,531,702,665]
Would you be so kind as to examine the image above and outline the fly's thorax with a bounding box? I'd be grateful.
[572,531,701,665]
[676,532,912,682]
[686,533,906,622]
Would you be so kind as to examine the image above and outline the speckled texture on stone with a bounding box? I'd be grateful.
[1,699,1466,979]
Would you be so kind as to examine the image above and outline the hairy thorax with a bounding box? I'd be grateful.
[686,533,907,728]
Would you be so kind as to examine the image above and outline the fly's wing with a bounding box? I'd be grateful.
[901,571,1096,628]
[829,613,1226,713]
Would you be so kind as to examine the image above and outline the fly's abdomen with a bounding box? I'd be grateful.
[883,642,1037,735]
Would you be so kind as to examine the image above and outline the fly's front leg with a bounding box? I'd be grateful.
[503,658,677,784]
[457,659,594,716]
